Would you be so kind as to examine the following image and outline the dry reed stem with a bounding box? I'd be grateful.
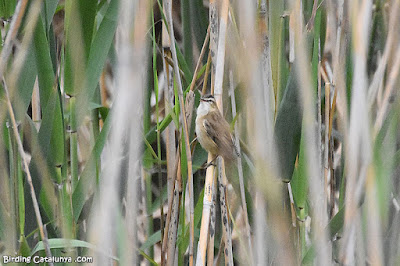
[190,26,210,93]
[196,156,216,265]
[162,83,177,265]
[196,0,230,264]
[206,173,217,265]
[206,233,214,265]
[212,0,233,264]
[317,61,323,181]
[324,82,331,203]
[185,25,210,136]
[330,0,349,149]
[164,74,195,264]
[217,159,234,265]
[161,152,180,262]
[213,0,228,102]
[166,177,181,266]
[164,1,195,264]
[306,0,319,31]
[328,88,338,216]
[160,10,177,260]
[164,52,176,200]
[162,0,176,201]
[202,52,212,95]
[214,236,224,264]
[209,0,218,96]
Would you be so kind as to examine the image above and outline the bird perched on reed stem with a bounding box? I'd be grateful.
[195,94,239,163]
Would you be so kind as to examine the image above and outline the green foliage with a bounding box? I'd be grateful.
[0,0,17,18]
[274,73,303,182]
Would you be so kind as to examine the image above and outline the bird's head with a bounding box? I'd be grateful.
[200,94,218,110]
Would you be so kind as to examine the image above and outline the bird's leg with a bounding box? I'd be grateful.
[202,155,218,169]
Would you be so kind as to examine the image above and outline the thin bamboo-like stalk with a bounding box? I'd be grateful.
[196,0,231,264]
[213,0,228,103]
[196,157,215,266]
[217,159,234,265]
[64,0,87,196]
[306,0,319,31]
[324,82,331,202]
[328,88,338,217]
[209,0,218,95]
[69,97,79,191]
[162,0,176,203]
[164,68,198,263]
[2,81,54,264]
[161,1,175,263]
[213,0,233,264]
[166,169,182,266]
[330,0,349,151]
[140,168,150,264]
[195,155,215,265]
[151,5,166,263]
[290,0,331,264]
[317,61,323,191]
[162,151,180,262]
[164,1,195,265]
[185,25,210,134]
[189,26,210,94]
[7,116,18,256]
[201,52,211,95]
[206,173,217,265]
[0,0,54,262]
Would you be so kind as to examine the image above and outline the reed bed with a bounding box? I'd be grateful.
[1,0,400,265]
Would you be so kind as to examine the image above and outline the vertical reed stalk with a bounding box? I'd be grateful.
[164,0,195,264]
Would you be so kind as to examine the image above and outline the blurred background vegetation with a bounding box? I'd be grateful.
[1,0,400,265]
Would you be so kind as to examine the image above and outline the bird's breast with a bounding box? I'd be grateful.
[195,115,218,155]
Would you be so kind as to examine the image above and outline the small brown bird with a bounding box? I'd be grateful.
[195,94,239,162]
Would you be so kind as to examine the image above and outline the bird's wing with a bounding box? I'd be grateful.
[204,111,237,160]
[203,117,219,145]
